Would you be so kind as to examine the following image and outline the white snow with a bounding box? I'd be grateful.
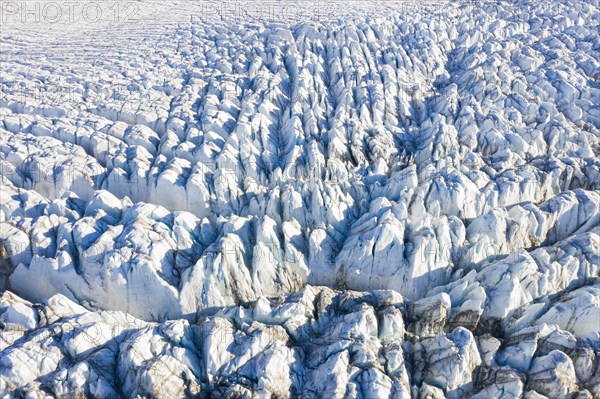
[0,0,599,397]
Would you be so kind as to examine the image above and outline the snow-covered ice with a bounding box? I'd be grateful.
[0,0,599,397]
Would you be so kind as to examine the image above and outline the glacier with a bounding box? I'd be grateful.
[0,0,599,397]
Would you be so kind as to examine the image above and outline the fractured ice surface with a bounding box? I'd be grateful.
[0,0,599,397]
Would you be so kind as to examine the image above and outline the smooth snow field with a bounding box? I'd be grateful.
[0,0,599,397]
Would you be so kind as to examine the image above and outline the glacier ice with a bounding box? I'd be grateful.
[0,0,599,397]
